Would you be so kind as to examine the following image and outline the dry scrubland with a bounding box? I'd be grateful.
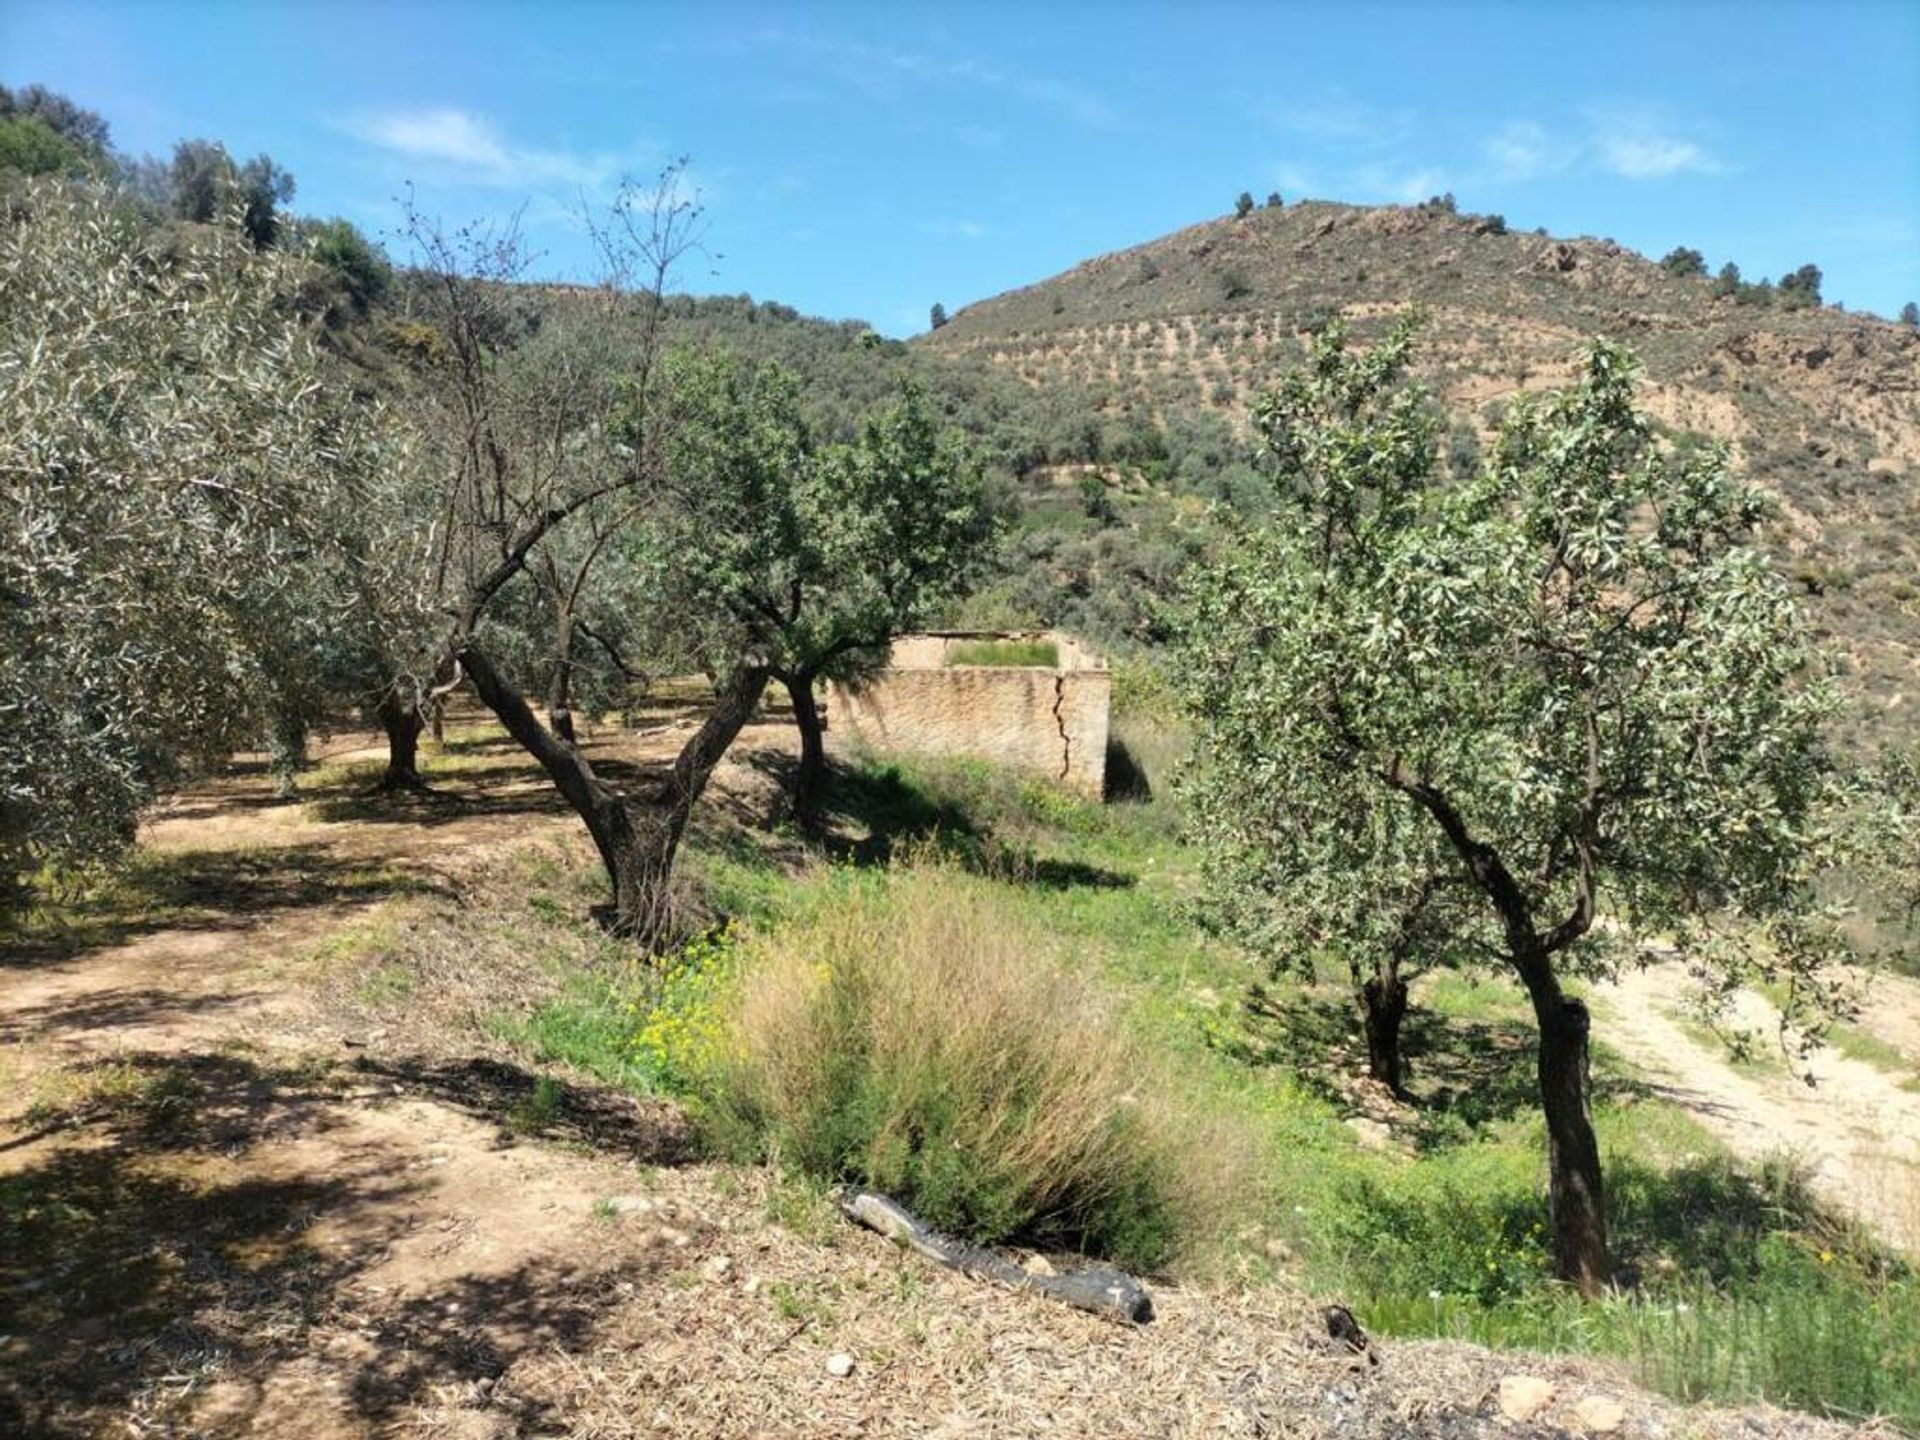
[3,696,1917,1437]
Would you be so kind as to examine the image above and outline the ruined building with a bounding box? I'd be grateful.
[825,632,1110,798]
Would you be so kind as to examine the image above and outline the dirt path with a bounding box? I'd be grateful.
[0,721,1892,1437]
[1593,963,1920,1251]
[0,715,770,1437]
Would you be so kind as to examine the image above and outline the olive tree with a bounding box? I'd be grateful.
[402,174,990,944]
[1179,320,1846,1294]
[1179,317,1476,1094]
[0,181,397,893]
[769,384,997,829]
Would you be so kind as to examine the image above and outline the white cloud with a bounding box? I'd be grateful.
[748,30,1121,130]
[1256,94,1415,149]
[345,106,632,190]
[1483,121,1575,181]
[1588,108,1720,179]
[1351,163,1450,204]
[918,217,989,241]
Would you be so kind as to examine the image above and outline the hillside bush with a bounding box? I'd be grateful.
[706,865,1239,1269]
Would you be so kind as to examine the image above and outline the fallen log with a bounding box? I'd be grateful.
[833,1186,1154,1325]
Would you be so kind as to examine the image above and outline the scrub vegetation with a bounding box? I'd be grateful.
[5,78,1917,1439]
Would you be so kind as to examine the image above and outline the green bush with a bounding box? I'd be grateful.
[945,637,1059,667]
[705,865,1241,1269]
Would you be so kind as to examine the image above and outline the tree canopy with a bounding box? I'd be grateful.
[1178,319,1849,1292]
[0,182,401,894]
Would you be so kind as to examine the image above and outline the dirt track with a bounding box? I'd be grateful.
[1593,963,1920,1252]
[0,722,1897,1437]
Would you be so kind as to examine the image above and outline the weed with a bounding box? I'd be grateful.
[504,1074,563,1136]
[944,637,1059,668]
[706,862,1245,1270]
[353,961,413,1007]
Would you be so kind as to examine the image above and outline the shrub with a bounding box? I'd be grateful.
[945,637,1059,667]
[1662,246,1708,278]
[707,865,1237,1268]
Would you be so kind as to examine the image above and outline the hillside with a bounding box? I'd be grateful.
[919,201,1920,753]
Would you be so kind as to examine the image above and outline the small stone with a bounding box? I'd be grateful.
[1499,1375,1556,1424]
[701,1254,734,1283]
[744,1274,763,1295]
[825,1352,856,1378]
[605,1195,654,1216]
[1344,1116,1393,1151]
[1573,1395,1627,1433]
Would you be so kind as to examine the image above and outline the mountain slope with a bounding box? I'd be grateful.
[920,201,1920,754]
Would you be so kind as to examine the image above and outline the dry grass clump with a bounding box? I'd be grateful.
[709,863,1243,1270]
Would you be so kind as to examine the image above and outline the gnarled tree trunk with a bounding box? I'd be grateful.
[1526,978,1608,1296]
[460,639,768,949]
[1359,970,1409,1095]
[376,690,428,792]
[266,711,308,799]
[547,612,578,745]
[1382,768,1610,1294]
[784,668,827,832]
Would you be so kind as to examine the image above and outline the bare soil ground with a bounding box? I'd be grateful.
[1594,965,1920,1252]
[0,714,1897,1438]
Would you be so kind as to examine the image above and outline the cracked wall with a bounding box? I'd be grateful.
[824,632,1110,799]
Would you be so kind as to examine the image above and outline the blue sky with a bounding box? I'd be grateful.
[5,2,1917,333]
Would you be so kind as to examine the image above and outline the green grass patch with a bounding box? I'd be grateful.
[944,637,1059,668]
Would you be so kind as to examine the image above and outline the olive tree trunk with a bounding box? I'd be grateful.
[1359,971,1409,1095]
[1386,773,1610,1294]
[266,711,308,799]
[1524,974,1608,1296]
[784,669,827,832]
[460,639,768,948]
[547,612,578,745]
[375,690,428,792]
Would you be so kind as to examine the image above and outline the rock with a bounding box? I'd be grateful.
[1573,1395,1626,1433]
[1498,1375,1556,1423]
[605,1195,654,1216]
[825,1352,856,1378]
[1344,1116,1393,1151]
[701,1254,734,1283]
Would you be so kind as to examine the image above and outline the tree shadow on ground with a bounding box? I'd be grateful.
[802,760,1135,891]
[351,1054,698,1164]
[0,1047,694,1438]
[1,845,438,966]
[0,987,274,1056]
[301,745,677,828]
[1234,982,1646,1147]
[1604,1148,1891,1288]
[1335,1145,1884,1310]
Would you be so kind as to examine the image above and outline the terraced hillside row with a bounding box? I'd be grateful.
[921,201,1920,753]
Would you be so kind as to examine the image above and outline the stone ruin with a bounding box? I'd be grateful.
[824,631,1110,798]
